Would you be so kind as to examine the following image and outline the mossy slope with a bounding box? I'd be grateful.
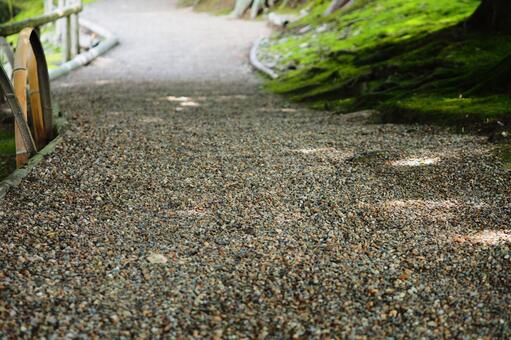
[262,0,511,127]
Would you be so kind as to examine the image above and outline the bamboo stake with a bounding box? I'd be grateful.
[71,0,81,56]
[13,30,32,167]
[64,14,72,61]
[28,50,46,150]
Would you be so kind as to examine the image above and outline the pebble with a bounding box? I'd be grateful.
[0,25,510,340]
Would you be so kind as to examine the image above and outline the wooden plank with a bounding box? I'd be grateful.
[0,5,82,36]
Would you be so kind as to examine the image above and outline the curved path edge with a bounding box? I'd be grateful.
[250,37,279,79]
[49,19,119,80]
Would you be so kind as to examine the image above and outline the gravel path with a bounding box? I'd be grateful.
[1,0,511,338]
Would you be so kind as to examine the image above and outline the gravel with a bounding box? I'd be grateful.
[1,0,510,338]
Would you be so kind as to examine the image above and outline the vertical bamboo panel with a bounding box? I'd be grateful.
[28,50,46,150]
[13,30,31,167]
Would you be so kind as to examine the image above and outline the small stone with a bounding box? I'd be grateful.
[147,253,168,264]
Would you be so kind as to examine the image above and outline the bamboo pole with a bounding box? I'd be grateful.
[71,0,81,56]
[0,64,36,158]
[13,30,32,167]
[63,14,72,61]
[0,5,82,36]
[12,28,52,166]
[28,50,46,150]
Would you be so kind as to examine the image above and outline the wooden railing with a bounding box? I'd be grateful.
[0,4,83,167]
[0,3,82,62]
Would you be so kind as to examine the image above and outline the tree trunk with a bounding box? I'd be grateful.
[231,0,252,18]
[250,0,263,19]
[323,0,352,16]
[468,0,511,33]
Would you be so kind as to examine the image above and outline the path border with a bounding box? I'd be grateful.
[0,20,119,200]
[250,37,279,80]
[49,19,119,80]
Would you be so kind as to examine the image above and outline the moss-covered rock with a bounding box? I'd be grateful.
[261,0,511,128]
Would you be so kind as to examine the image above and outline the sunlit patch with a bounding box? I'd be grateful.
[94,79,116,85]
[454,230,511,245]
[166,96,190,102]
[180,101,200,107]
[293,147,337,155]
[385,199,458,210]
[257,107,298,113]
[363,199,460,221]
[390,157,440,167]
[140,116,164,124]
[164,96,201,107]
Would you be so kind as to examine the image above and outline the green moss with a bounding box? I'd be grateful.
[497,144,511,170]
[0,1,95,180]
[5,0,96,22]
[262,0,511,127]
[0,129,15,181]
[178,0,235,15]
[3,0,98,69]
[380,95,511,124]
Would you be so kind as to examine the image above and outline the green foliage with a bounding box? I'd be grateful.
[178,0,236,15]
[0,129,15,180]
[262,0,511,126]
[180,0,308,16]
[497,144,511,170]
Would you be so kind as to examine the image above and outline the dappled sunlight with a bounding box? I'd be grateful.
[180,101,200,107]
[94,79,117,85]
[258,107,298,113]
[385,199,458,210]
[293,147,338,155]
[164,95,248,104]
[454,230,511,245]
[166,96,191,102]
[140,116,164,124]
[360,199,461,222]
[390,157,440,167]
[290,147,355,165]
[164,96,201,107]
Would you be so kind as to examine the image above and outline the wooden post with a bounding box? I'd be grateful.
[57,0,64,38]
[65,15,72,61]
[58,0,69,62]
[71,0,81,56]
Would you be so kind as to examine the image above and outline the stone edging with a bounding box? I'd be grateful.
[249,37,278,80]
[49,18,119,80]
[0,20,119,200]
